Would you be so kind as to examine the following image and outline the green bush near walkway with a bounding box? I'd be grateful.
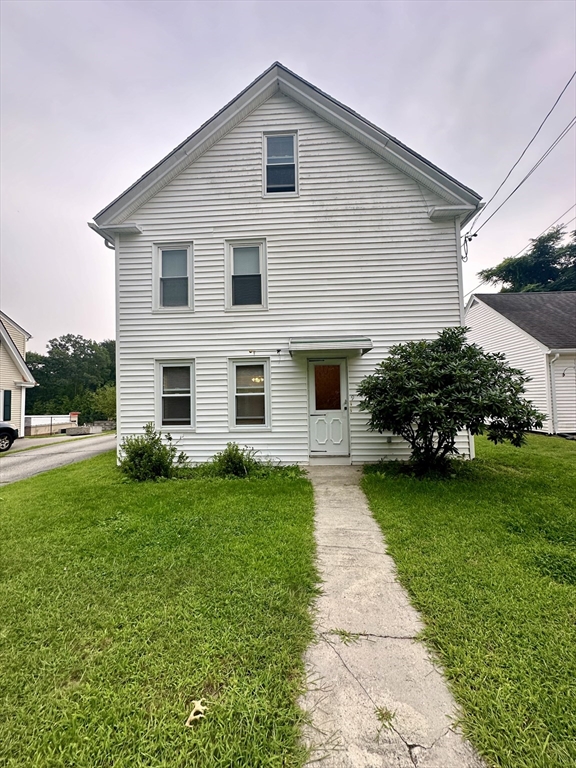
[362,434,576,768]
[0,452,317,768]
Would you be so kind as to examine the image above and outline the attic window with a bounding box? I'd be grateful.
[265,134,297,194]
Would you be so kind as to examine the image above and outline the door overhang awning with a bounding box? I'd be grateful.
[288,336,373,356]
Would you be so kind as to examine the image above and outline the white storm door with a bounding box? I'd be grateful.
[308,359,349,455]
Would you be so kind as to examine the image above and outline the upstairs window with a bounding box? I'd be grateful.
[154,244,193,310]
[265,133,297,194]
[160,364,194,427]
[226,241,267,309]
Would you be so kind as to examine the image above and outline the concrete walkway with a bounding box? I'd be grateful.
[300,466,484,768]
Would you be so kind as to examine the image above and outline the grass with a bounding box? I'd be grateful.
[0,452,317,767]
[362,434,576,768]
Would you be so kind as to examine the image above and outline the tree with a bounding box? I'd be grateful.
[478,226,576,292]
[357,327,545,475]
[26,335,115,420]
[92,384,116,420]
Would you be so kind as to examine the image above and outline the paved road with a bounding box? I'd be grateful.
[10,433,109,453]
[0,434,117,486]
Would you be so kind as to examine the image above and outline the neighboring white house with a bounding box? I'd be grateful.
[0,311,37,435]
[465,292,576,434]
[90,62,482,465]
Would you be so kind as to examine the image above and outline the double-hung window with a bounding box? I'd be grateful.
[155,244,192,310]
[226,241,267,309]
[231,360,269,428]
[159,363,194,427]
[264,133,297,194]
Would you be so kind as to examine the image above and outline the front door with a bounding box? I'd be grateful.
[308,359,349,455]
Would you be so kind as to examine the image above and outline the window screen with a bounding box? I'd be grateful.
[266,135,296,193]
[235,364,266,425]
[162,365,192,425]
[160,249,188,307]
[232,246,262,305]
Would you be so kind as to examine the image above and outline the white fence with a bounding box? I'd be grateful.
[25,415,76,427]
[24,413,80,435]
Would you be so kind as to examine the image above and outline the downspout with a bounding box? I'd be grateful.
[456,214,475,459]
[548,353,560,434]
[88,221,115,249]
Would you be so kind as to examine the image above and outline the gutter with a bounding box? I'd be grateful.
[88,222,142,250]
[88,222,115,249]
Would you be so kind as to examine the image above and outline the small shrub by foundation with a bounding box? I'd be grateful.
[119,423,188,481]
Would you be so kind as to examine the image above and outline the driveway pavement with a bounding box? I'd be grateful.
[301,466,485,767]
[0,434,116,486]
[9,433,109,453]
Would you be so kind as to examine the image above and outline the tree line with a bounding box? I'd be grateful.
[479,225,575,292]
[27,335,116,423]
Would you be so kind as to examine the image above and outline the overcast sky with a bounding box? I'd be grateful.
[1,0,575,353]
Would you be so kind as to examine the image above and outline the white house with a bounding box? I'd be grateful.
[90,62,482,465]
[0,311,37,435]
[465,292,576,434]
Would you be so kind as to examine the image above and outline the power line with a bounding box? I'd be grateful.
[463,280,487,300]
[463,205,576,299]
[471,116,576,236]
[510,205,576,258]
[464,70,576,236]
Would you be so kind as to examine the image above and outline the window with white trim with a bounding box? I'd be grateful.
[226,241,267,309]
[264,133,297,194]
[159,363,194,427]
[231,360,270,428]
[154,244,193,310]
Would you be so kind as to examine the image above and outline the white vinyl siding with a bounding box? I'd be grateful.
[552,354,576,433]
[115,92,468,463]
[0,323,27,434]
[465,299,551,431]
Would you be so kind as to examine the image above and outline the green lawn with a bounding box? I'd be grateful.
[362,434,576,768]
[0,452,317,767]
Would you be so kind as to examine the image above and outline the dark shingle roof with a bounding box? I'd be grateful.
[476,292,576,349]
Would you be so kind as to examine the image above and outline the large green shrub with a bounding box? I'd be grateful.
[119,423,188,481]
[358,326,545,475]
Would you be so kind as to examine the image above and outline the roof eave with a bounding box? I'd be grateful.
[93,62,482,228]
[0,321,36,384]
[0,311,32,340]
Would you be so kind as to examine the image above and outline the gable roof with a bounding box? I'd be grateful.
[474,292,576,350]
[0,310,32,340]
[92,62,482,234]
[0,318,36,386]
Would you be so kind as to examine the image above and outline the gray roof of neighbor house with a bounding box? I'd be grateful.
[475,292,576,349]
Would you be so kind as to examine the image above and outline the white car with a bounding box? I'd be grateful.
[0,421,18,452]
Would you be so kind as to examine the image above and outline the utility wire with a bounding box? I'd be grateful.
[510,206,576,258]
[463,205,576,299]
[464,69,576,236]
[463,280,488,300]
[471,116,576,236]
